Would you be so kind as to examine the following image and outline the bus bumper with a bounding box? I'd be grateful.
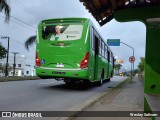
[35,66,88,79]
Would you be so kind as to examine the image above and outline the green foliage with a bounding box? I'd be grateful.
[0,43,7,59]
[0,63,13,77]
[134,69,139,74]
[24,35,36,50]
[114,64,122,74]
[114,64,122,70]
[138,57,145,72]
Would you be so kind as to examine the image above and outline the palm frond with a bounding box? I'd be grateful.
[0,0,11,23]
[24,35,36,50]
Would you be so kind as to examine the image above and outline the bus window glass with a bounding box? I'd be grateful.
[42,24,83,41]
[102,42,105,57]
[110,53,113,63]
[99,39,101,55]
[105,46,107,59]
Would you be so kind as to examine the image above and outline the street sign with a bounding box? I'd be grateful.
[129,56,135,63]
[107,39,120,46]
[117,60,124,63]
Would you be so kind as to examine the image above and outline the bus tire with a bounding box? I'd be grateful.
[97,72,104,86]
[64,79,75,86]
[65,81,75,86]
[107,74,111,82]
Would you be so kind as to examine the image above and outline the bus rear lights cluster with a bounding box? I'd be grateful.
[80,52,89,68]
[36,52,41,66]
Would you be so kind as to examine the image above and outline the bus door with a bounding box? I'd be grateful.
[93,33,99,80]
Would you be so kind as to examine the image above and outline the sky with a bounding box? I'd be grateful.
[0,0,146,71]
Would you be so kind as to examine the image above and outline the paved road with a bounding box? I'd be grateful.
[0,76,127,112]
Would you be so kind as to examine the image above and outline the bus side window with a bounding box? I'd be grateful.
[102,41,105,58]
[111,53,113,63]
[105,46,108,59]
[110,53,112,63]
[104,43,105,58]
[99,39,102,55]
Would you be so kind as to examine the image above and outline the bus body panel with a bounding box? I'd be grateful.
[36,18,90,80]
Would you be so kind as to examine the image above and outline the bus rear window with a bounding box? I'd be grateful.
[42,24,83,41]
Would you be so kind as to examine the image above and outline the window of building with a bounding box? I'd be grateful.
[26,71,29,74]
[18,64,21,67]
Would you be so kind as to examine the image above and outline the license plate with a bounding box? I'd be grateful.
[55,64,64,68]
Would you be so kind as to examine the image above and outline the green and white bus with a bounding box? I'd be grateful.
[36,18,114,85]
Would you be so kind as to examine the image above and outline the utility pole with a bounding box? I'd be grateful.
[120,42,134,82]
[11,52,19,76]
[1,36,10,77]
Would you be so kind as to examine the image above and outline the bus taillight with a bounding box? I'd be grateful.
[80,52,89,69]
[36,52,41,66]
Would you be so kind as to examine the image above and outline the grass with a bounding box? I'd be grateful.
[0,76,41,82]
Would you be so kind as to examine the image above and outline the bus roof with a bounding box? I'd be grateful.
[40,18,89,24]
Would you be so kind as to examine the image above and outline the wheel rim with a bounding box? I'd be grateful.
[100,76,103,84]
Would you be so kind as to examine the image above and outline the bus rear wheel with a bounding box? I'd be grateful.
[64,79,75,86]
[97,72,104,86]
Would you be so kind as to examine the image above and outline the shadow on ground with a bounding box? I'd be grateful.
[41,79,110,91]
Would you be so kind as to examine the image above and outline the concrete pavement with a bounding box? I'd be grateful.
[73,77,151,120]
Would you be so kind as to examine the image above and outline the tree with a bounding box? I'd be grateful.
[24,35,36,50]
[0,63,13,75]
[138,57,145,78]
[114,64,122,74]
[138,57,145,72]
[0,43,7,59]
[0,0,11,22]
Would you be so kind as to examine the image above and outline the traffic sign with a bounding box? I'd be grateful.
[107,39,120,46]
[129,56,135,63]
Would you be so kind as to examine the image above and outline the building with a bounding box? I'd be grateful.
[0,55,35,77]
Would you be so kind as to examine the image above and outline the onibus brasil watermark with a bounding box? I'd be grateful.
[1,111,159,117]
[2,112,42,118]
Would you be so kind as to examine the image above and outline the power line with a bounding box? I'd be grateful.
[1,10,36,30]
[12,0,43,20]
[0,15,36,31]
[10,15,36,29]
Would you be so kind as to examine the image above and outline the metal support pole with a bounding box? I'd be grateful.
[11,52,19,76]
[131,63,133,82]
[120,42,134,81]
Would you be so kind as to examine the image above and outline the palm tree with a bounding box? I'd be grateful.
[24,35,36,50]
[0,0,11,22]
